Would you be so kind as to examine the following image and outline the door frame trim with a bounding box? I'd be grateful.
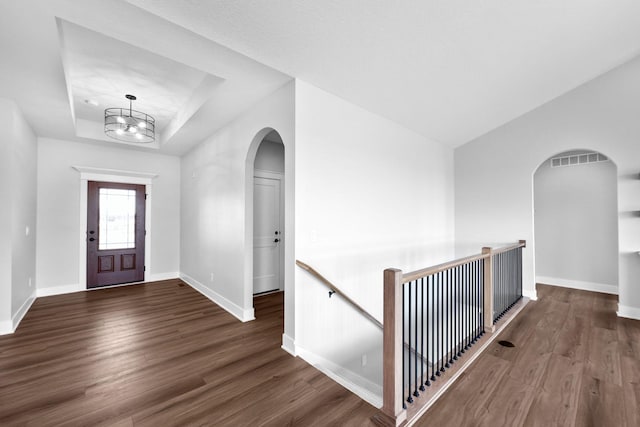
[73,166,156,289]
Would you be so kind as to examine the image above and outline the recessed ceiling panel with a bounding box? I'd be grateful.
[58,18,222,132]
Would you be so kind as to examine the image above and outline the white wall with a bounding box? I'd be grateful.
[0,101,12,329]
[254,139,284,173]
[294,81,455,399]
[534,153,618,293]
[36,138,181,293]
[179,81,295,326]
[10,99,38,318]
[0,98,37,333]
[455,54,640,318]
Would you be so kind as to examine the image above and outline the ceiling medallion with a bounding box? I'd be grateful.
[104,94,155,143]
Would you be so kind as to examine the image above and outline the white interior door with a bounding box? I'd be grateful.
[253,176,282,294]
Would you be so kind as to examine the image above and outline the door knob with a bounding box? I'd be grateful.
[89,237,95,242]
[274,238,280,243]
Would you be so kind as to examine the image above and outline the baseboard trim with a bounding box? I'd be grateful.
[618,304,640,320]
[36,274,180,298]
[0,320,12,335]
[0,291,37,335]
[281,333,297,356]
[147,272,179,282]
[536,276,617,295]
[12,291,36,332]
[523,289,538,301]
[296,345,383,409]
[37,284,83,297]
[180,273,255,322]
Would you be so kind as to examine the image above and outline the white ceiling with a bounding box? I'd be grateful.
[1,0,640,153]
[127,0,640,147]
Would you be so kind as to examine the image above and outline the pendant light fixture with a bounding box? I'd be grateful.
[104,94,155,143]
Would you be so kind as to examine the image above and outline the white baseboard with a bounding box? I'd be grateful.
[0,320,12,335]
[618,304,640,320]
[37,284,83,297]
[0,291,36,335]
[523,289,538,301]
[536,276,617,295]
[147,272,179,282]
[36,274,179,298]
[12,291,36,331]
[180,273,255,322]
[281,333,297,356]
[296,345,383,409]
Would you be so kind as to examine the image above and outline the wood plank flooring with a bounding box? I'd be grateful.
[417,284,640,427]
[0,281,638,426]
[0,280,376,426]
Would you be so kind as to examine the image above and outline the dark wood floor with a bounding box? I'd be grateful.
[416,284,640,427]
[0,280,376,426]
[0,281,638,426]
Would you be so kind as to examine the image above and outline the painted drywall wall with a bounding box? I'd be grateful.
[0,99,37,333]
[179,81,295,328]
[294,81,455,398]
[254,139,284,173]
[455,54,640,317]
[10,99,37,320]
[534,153,618,293]
[0,100,14,329]
[36,138,180,293]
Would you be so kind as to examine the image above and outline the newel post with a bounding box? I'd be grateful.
[482,247,495,333]
[381,268,407,426]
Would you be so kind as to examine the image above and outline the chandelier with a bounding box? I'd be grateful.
[104,94,155,143]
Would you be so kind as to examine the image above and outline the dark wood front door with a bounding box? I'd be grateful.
[87,181,145,288]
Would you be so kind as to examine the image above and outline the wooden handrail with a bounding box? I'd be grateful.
[402,252,489,283]
[492,239,526,255]
[296,260,433,370]
[401,240,526,283]
[296,260,383,330]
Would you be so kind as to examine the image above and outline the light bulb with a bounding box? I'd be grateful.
[135,133,143,140]
[116,129,124,135]
[127,125,138,133]
[116,116,125,124]
[138,122,146,129]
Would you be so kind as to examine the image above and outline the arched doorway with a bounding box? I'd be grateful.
[533,149,619,294]
[244,127,295,354]
[252,131,285,295]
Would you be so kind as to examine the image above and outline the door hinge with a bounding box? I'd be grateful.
[145,193,148,200]
[144,266,146,271]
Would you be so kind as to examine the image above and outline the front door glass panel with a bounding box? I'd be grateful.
[98,188,136,250]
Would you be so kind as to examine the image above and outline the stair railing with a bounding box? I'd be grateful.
[377,240,526,427]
